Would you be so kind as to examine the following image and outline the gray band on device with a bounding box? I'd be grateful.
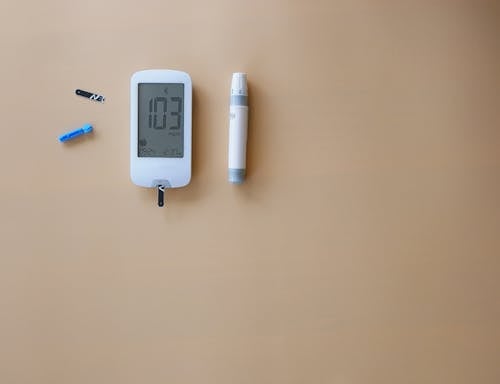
[230,95,248,106]
[228,168,245,184]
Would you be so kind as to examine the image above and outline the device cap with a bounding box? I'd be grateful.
[231,73,247,96]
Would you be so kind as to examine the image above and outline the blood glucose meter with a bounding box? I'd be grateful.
[130,70,192,206]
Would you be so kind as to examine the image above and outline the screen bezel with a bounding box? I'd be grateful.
[137,82,185,158]
[130,70,192,188]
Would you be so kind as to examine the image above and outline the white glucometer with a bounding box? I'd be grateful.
[130,70,192,206]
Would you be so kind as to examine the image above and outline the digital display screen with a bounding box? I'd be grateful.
[138,83,184,157]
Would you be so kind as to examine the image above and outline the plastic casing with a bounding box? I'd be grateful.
[228,73,248,183]
[130,70,192,188]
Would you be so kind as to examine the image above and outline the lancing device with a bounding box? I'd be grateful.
[58,123,93,142]
[228,73,248,184]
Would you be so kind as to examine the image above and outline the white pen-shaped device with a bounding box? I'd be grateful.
[228,73,249,184]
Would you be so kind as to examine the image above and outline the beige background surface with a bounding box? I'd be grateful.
[0,1,499,383]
